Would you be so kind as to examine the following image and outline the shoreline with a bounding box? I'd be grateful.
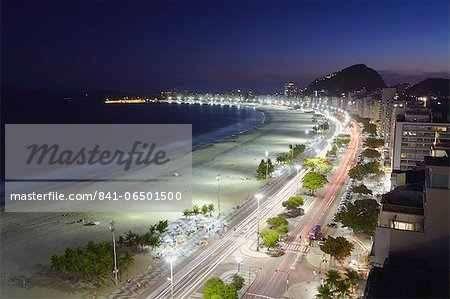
[0,106,316,299]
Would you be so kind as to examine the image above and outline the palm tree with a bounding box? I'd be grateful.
[345,268,361,294]
[183,209,191,219]
[118,249,135,280]
[207,204,215,217]
[325,269,341,288]
[201,204,208,216]
[192,204,200,215]
[315,283,334,299]
[335,279,351,298]
[156,220,169,234]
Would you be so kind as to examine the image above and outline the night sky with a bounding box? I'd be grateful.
[1,0,449,93]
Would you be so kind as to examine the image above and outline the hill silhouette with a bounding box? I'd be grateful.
[406,78,449,97]
[303,64,386,95]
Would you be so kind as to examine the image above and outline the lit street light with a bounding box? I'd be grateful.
[216,175,221,217]
[235,256,243,273]
[255,193,263,251]
[109,221,118,285]
[166,255,177,299]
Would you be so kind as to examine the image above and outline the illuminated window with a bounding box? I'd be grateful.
[391,221,416,231]
[400,153,407,158]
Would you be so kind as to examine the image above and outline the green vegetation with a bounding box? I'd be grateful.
[350,184,372,195]
[315,268,362,299]
[203,277,238,299]
[256,159,274,179]
[122,229,161,251]
[282,195,304,211]
[302,171,328,195]
[276,144,306,163]
[333,134,351,148]
[230,274,245,291]
[364,137,384,148]
[184,204,215,218]
[259,229,280,250]
[348,161,383,181]
[337,198,380,235]
[363,122,377,136]
[51,241,135,286]
[303,158,333,174]
[361,148,381,159]
[326,144,338,157]
[319,236,354,264]
[267,216,289,235]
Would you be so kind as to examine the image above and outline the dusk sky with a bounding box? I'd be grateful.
[2,0,449,93]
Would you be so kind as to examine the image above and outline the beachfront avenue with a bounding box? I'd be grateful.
[119,108,361,299]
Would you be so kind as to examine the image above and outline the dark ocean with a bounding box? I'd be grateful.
[3,100,265,146]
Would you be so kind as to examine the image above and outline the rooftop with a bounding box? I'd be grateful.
[381,187,424,215]
[424,155,450,167]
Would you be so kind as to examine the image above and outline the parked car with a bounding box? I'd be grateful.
[327,222,338,228]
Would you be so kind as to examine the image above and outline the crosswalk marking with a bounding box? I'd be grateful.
[282,243,310,253]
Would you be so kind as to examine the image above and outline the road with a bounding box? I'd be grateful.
[245,121,360,298]
[137,112,348,299]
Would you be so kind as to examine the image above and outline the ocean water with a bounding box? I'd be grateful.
[3,101,265,146]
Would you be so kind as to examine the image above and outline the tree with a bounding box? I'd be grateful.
[337,198,380,235]
[230,274,245,290]
[282,195,304,211]
[326,145,337,157]
[207,204,215,217]
[267,216,288,229]
[315,283,334,299]
[363,122,377,136]
[320,236,354,264]
[348,161,382,181]
[256,159,268,179]
[201,204,209,216]
[302,171,328,195]
[183,209,192,219]
[203,278,238,299]
[335,279,351,298]
[351,184,373,195]
[303,158,333,174]
[364,137,384,148]
[118,249,135,280]
[192,204,200,215]
[259,229,279,250]
[345,268,362,294]
[156,220,168,234]
[361,148,381,159]
[325,269,341,288]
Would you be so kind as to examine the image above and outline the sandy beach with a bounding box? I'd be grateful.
[0,106,316,299]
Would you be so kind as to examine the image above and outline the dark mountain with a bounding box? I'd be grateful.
[406,78,449,97]
[303,64,386,95]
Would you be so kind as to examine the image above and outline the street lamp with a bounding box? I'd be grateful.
[166,255,177,299]
[291,139,295,162]
[305,129,309,135]
[295,164,301,195]
[235,256,243,273]
[265,151,269,179]
[255,193,263,251]
[216,175,221,217]
[109,221,118,285]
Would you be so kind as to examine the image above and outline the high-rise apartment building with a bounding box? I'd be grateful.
[392,108,450,170]
[284,81,298,98]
